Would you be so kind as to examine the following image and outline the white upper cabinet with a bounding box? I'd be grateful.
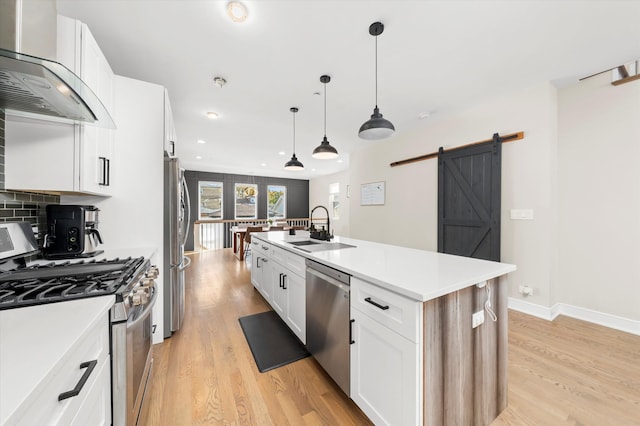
[164,89,177,157]
[5,16,116,196]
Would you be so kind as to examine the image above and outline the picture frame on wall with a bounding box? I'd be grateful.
[360,181,385,206]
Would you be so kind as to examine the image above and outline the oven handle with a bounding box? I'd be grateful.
[128,287,158,330]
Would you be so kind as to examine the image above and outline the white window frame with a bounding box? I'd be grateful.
[198,181,223,220]
[267,185,287,219]
[234,183,258,219]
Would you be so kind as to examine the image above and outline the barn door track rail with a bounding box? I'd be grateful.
[389,131,524,168]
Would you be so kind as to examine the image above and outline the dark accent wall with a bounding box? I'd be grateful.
[184,170,309,251]
[0,111,60,245]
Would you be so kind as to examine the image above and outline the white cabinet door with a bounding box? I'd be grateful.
[69,356,111,426]
[284,271,305,344]
[164,89,177,157]
[271,265,286,318]
[258,258,274,302]
[250,250,265,291]
[350,307,421,426]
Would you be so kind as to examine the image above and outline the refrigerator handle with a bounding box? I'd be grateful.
[181,175,191,247]
[179,256,191,271]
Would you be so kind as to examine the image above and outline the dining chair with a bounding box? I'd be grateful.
[244,226,264,255]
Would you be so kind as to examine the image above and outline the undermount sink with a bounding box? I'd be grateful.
[288,240,321,246]
[291,241,356,253]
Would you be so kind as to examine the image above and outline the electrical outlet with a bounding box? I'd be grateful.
[518,285,534,296]
[472,311,485,328]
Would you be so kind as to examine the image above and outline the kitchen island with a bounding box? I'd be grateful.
[251,231,516,425]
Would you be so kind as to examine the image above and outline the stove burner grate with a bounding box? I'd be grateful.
[0,257,145,310]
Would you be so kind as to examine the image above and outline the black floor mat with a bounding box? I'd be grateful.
[238,310,310,372]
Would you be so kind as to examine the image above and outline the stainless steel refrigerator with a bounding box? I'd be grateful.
[163,156,191,338]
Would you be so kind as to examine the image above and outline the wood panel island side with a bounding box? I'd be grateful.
[250,231,516,425]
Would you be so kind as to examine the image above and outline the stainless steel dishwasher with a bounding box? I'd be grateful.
[305,259,351,396]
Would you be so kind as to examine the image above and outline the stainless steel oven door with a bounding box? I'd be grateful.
[112,288,157,426]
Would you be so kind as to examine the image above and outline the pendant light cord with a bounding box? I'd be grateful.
[374,34,378,108]
[292,110,296,154]
[324,81,327,137]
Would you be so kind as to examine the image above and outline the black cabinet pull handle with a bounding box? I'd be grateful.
[350,319,355,344]
[98,157,106,186]
[282,274,287,290]
[256,257,262,268]
[105,158,110,186]
[170,140,175,156]
[279,273,283,288]
[58,360,98,401]
[364,297,390,310]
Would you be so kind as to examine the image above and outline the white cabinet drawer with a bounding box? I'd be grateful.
[7,315,110,426]
[284,250,306,277]
[270,245,286,264]
[351,277,421,343]
[255,240,272,258]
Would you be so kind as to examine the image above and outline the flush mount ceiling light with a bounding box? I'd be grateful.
[206,111,219,119]
[312,75,339,160]
[358,22,395,140]
[213,77,227,89]
[226,1,248,23]
[213,77,227,88]
[284,107,304,171]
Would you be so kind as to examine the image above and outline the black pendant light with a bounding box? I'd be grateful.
[312,75,339,159]
[358,21,395,140]
[284,107,304,171]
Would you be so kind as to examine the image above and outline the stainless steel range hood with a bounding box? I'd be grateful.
[0,0,115,128]
[0,49,115,128]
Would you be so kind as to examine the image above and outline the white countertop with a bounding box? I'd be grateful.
[253,231,516,302]
[0,295,114,424]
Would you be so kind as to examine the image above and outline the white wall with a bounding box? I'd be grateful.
[557,73,640,321]
[346,82,558,307]
[314,75,640,330]
[309,170,350,237]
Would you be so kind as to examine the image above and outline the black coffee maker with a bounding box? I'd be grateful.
[43,205,104,259]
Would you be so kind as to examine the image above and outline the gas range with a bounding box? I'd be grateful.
[0,256,147,310]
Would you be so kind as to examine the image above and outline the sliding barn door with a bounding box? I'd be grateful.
[438,133,502,261]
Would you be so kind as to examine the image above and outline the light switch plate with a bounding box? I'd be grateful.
[510,209,534,220]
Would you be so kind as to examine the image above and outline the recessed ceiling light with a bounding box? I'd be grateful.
[206,112,219,119]
[312,168,317,172]
[260,163,267,167]
[226,1,248,23]
[278,151,286,156]
[196,155,202,160]
[418,112,431,119]
[197,139,206,144]
[337,159,344,163]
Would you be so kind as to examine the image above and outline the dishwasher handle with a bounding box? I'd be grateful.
[306,266,350,293]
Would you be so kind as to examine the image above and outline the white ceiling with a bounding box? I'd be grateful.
[56,0,640,179]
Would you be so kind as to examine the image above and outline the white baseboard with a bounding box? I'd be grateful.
[508,297,640,336]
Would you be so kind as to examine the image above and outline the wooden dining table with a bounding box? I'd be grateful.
[231,225,290,261]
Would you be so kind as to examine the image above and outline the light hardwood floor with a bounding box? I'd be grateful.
[139,249,640,425]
